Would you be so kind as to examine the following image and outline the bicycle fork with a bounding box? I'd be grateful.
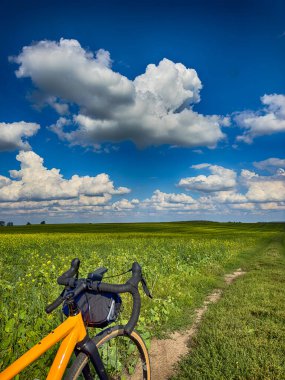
[75,336,109,380]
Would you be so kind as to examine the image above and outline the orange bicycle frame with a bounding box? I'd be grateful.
[0,313,87,380]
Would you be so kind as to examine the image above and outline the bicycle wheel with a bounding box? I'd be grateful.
[65,325,151,380]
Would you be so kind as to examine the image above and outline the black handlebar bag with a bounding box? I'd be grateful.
[63,292,122,328]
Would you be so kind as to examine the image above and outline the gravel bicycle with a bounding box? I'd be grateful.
[0,258,152,379]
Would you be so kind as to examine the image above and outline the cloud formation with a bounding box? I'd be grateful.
[172,163,284,213]
[142,189,196,211]
[178,164,237,192]
[253,157,285,172]
[143,167,284,215]
[235,94,285,143]
[241,169,285,203]
[12,38,228,149]
[0,156,284,220]
[0,151,131,219]
[0,122,40,152]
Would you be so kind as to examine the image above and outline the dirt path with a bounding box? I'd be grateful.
[149,268,246,379]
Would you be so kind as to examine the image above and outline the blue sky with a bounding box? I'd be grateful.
[0,0,284,224]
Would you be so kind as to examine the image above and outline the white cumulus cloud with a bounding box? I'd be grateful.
[134,58,202,111]
[0,121,40,152]
[0,151,130,203]
[12,38,228,149]
[178,164,237,192]
[235,94,285,143]
[111,199,138,211]
[175,163,285,214]
[1,156,284,220]
[142,189,197,211]
[253,157,285,172]
[243,170,285,203]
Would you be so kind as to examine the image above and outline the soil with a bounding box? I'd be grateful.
[149,268,246,379]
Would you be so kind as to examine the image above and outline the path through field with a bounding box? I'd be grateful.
[149,268,246,379]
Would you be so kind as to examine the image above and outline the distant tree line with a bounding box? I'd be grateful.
[0,221,13,226]
[0,221,46,227]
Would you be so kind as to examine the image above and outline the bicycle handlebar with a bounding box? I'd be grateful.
[95,262,142,334]
[45,294,65,314]
[45,260,151,335]
[57,258,80,285]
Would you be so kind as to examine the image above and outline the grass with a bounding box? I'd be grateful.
[171,235,285,380]
[0,221,284,378]
[1,221,284,235]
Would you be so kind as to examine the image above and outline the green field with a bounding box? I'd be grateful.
[172,235,285,380]
[0,221,284,379]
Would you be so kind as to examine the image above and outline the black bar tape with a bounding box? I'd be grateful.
[127,262,142,287]
[124,288,141,335]
[45,294,64,314]
[96,282,131,294]
[57,258,80,285]
[57,277,70,286]
[57,277,77,287]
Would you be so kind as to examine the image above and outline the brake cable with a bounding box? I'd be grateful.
[103,268,132,279]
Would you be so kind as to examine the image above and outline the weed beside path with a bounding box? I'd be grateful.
[171,236,285,380]
[149,269,246,379]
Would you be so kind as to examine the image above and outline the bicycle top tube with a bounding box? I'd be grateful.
[45,259,152,335]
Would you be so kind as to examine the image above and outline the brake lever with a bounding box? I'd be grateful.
[141,277,153,299]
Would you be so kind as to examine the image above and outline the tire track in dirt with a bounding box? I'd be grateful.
[149,268,246,380]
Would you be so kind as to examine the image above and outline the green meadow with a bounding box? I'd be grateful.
[172,233,285,380]
[0,221,284,378]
